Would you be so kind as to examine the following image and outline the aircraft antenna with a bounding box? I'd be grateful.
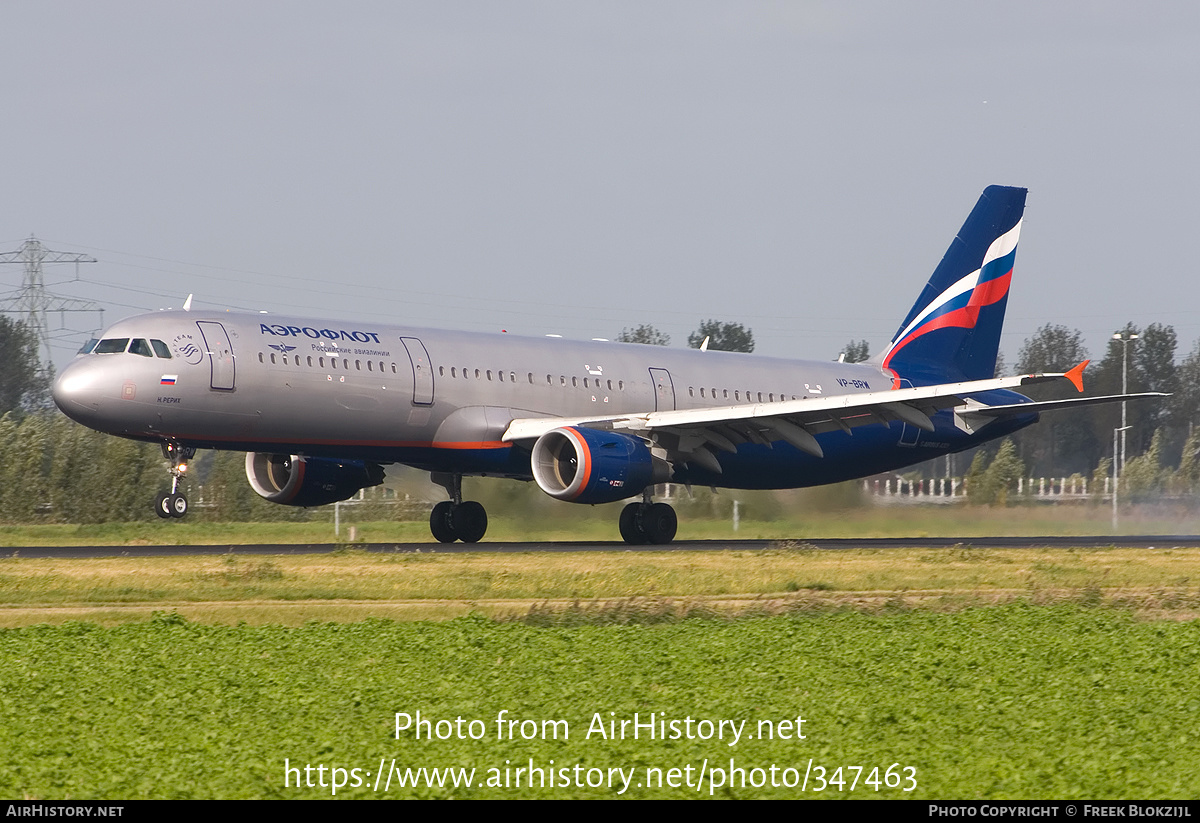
[0,235,103,382]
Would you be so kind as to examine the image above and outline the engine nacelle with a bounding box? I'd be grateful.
[245,453,385,507]
[531,427,666,504]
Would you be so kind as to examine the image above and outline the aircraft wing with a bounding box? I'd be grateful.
[502,368,1100,473]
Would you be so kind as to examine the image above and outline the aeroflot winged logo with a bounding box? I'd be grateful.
[881,219,1021,372]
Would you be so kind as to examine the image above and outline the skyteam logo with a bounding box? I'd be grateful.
[881,220,1021,372]
[172,333,205,366]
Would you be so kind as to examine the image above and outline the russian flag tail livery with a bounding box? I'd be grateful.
[874,185,1026,385]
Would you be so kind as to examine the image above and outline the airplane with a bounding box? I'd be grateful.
[52,186,1164,544]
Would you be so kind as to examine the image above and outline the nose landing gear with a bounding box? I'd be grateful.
[156,441,195,519]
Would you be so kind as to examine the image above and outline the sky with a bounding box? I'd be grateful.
[3,1,1198,370]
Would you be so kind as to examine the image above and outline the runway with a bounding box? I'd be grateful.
[4,535,1200,558]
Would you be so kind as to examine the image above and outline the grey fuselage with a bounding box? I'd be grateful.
[53,310,1017,490]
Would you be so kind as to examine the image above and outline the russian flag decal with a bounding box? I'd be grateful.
[160,375,178,386]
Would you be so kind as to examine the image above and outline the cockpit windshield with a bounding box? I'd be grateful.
[94,338,130,354]
[91,337,173,358]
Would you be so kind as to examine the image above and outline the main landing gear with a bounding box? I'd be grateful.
[619,492,678,545]
[156,441,195,519]
[429,473,488,543]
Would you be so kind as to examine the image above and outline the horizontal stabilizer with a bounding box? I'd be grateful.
[958,392,1169,419]
[953,391,1169,435]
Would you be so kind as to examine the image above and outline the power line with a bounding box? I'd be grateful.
[0,236,103,380]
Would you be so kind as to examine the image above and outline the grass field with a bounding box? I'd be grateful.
[2,607,1198,799]
[1,499,1198,546]
[3,508,1199,799]
[3,544,1200,625]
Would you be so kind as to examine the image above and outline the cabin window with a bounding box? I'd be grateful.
[723,389,729,399]
[757,392,763,402]
[510,372,516,383]
[391,364,397,374]
[371,362,376,372]
[607,379,613,390]
[735,391,740,401]
[688,387,694,397]
[487,370,493,381]
[150,339,171,358]
[560,376,566,386]
[379,361,385,372]
[95,338,129,354]
[258,352,264,363]
[571,376,578,388]
[319,357,325,368]
[343,359,349,370]
[307,356,313,367]
[528,373,534,384]
[270,353,277,364]
[475,369,481,379]
[619,380,624,390]
[355,360,361,370]
[769,393,774,402]
[331,358,337,369]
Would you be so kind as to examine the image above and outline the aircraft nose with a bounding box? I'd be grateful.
[52,361,102,420]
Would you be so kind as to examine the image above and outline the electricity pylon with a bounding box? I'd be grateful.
[0,236,103,380]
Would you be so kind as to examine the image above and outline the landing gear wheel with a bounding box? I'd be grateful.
[426,474,489,544]
[642,503,677,545]
[619,502,677,545]
[157,441,196,520]
[619,502,649,545]
[430,501,456,543]
[453,501,488,544]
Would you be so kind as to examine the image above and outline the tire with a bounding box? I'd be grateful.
[169,494,188,518]
[642,503,677,545]
[619,502,648,545]
[155,494,172,519]
[430,501,456,543]
[453,501,488,544]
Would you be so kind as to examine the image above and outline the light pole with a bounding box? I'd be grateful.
[1112,425,1131,531]
[1113,331,1139,473]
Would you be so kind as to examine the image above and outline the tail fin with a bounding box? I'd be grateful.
[873,185,1026,384]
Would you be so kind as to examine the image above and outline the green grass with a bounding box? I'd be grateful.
[1,607,1198,799]
[1,498,1199,546]
[4,546,1200,625]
